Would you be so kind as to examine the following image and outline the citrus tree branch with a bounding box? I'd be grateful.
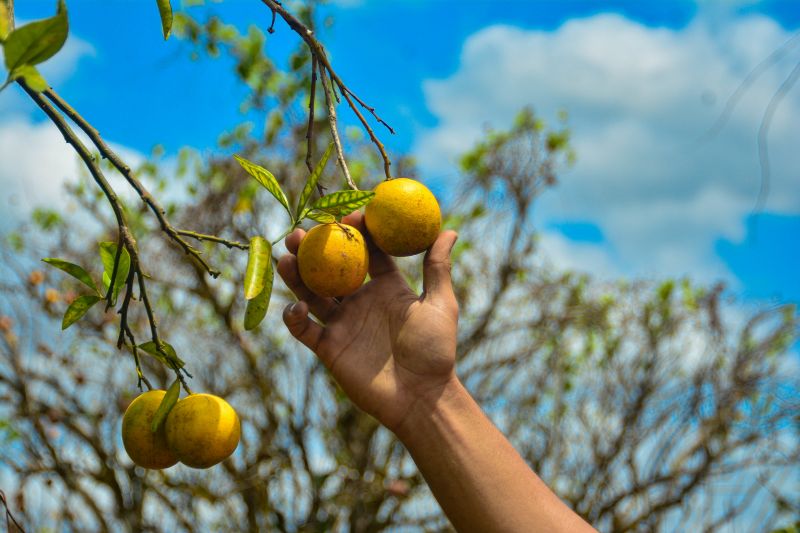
[318,61,356,190]
[42,88,222,278]
[18,79,196,391]
[260,0,394,180]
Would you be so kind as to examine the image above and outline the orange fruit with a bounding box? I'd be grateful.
[297,223,369,297]
[121,390,179,470]
[364,178,441,257]
[164,393,241,469]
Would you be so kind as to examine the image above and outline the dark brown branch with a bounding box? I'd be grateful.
[260,0,394,180]
[43,88,221,278]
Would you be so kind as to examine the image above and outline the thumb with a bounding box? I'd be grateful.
[422,230,458,309]
[282,301,323,353]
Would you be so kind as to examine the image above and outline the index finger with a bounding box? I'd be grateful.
[285,228,306,255]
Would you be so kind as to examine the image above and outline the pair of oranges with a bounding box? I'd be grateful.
[297,177,441,297]
[122,390,240,470]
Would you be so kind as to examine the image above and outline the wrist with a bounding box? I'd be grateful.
[392,373,471,446]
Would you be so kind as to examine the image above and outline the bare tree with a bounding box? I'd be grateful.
[0,5,797,533]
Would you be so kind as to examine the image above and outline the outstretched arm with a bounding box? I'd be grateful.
[277,211,595,533]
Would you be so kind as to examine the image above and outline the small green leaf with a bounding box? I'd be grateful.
[233,155,291,219]
[296,143,333,220]
[301,209,336,224]
[99,242,130,302]
[244,236,271,300]
[62,294,101,330]
[151,379,180,433]
[310,190,375,217]
[244,262,274,331]
[10,64,48,91]
[138,340,185,369]
[42,258,100,294]
[3,1,68,72]
[156,0,173,40]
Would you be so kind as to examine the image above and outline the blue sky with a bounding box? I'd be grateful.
[1,0,798,307]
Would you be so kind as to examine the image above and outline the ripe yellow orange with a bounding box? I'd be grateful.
[364,178,441,257]
[164,393,241,469]
[297,223,369,297]
[121,390,179,470]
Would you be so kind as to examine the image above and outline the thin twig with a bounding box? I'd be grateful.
[176,230,250,250]
[318,63,356,190]
[755,59,800,216]
[260,0,394,180]
[136,269,193,394]
[44,88,220,278]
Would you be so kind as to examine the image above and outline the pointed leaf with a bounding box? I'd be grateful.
[151,379,180,433]
[99,242,130,302]
[10,65,48,91]
[138,341,185,369]
[42,258,99,294]
[244,236,271,300]
[244,262,273,331]
[156,0,173,40]
[62,294,101,330]
[233,155,291,219]
[296,143,333,220]
[310,190,375,217]
[302,209,336,224]
[3,1,68,72]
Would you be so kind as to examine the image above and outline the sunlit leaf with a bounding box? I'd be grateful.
[301,209,336,224]
[156,0,173,40]
[3,0,68,72]
[244,236,271,300]
[62,294,101,330]
[310,190,374,217]
[233,155,291,219]
[138,340,185,368]
[296,143,333,220]
[9,64,48,91]
[151,379,180,433]
[0,2,10,42]
[99,242,130,302]
[42,258,100,294]
[244,262,273,331]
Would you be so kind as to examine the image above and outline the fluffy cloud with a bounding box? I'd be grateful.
[415,13,800,284]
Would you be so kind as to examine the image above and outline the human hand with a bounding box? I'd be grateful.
[277,211,459,432]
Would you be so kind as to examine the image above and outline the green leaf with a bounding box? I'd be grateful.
[151,379,180,433]
[42,258,100,294]
[310,190,375,217]
[244,261,274,331]
[0,2,10,42]
[296,143,333,220]
[98,242,130,302]
[138,340,185,369]
[62,294,101,330]
[9,64,48,91]
[233,155,291,219]
[301,209,336,224]
[156,0,173,40]
[244,236,271,300]
[3,1,68,72]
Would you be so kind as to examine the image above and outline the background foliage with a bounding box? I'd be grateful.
[0,2,798,532]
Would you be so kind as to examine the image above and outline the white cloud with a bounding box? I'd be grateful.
[0,117,145,233]
[415,13,800,285]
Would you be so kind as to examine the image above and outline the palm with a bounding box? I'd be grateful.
[277,213,459,431]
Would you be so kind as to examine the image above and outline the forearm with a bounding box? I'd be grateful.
[395,376,595,533]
